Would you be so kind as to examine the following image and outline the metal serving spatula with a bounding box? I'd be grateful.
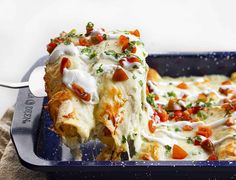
[0,66,46,97]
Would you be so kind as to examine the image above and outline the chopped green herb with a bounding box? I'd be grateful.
[233,135,236,139]
[168,112,174,118]
[139,80,143,87]
[167,91,177,98]
[64,39,71,45]
[193,136,202,142]
[187,137,194,144]
[67,29,77,38]
[197,111,208,120]
[186,103,192,108]
[89,52,97,59]
[103,34,107,40]
[143,52,147,57]
[146,94,158,110]
[196,98,213,108]
[104,50,124,59]
[96,64,104,74]
[175,127,180,132]
[165,145,172,153]
[81,47,97,59]
[132,74,137,79]
[134,41,144,46]
[121,135,127,144]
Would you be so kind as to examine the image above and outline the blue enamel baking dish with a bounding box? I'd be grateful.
[11,53,236,179]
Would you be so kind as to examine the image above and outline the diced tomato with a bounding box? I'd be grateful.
[207,154,218,160]
[112,68,129,81]
[154,95,159,100]
[121,43,129,52]
[196,126,212,138]
[72,83,91,102]
[60,57,71,74]
[130,46,137,53]
[222,80,232,85]
[194,139,201,146]
[174,110,183,118]
[225,117,235,126]
[182,94,188,100]
[148,120,157,133]
[182,110,192,121]
[201,139,214,153]
[79,38,91,46]
[47,42,57,54]
[172,144,188,159]
[127,57,140,63]
[91,33,104,44]
[176,82,188,89]
[53,38,64,44]
[190,106,201,114]
[130,29,140,37]
[222,99,236,111]
[157,110,169,122]
[118,59,125,66]
[182,125,193,131]
[119,35,129,47]
[219,87,228,96]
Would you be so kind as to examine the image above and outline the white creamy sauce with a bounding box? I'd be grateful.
[101,52,120,62]
[106,32,120,40]
[213,135,235,145]
[142,131,177,146]
[147,80,165,96]
[158,78,205,86]
[157,121,205,129]
[156,129,187,140]
[49,44,78,63]
[207,112,236,128]
[122,61,141,70]
[63,68,99,104]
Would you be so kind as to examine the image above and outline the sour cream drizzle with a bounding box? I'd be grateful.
[49,44,78,63]
[63,68,99,104]
[142,131,177,146]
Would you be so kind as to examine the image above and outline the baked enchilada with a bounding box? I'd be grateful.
[44,23,236,161]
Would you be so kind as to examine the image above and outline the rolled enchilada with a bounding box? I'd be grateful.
[45,23,236,161]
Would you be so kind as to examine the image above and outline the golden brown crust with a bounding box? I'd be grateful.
[147,68,161,82]
[47,90,73,124]
[217,139,236,160]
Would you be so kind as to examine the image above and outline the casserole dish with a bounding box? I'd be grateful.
[11,52,236,179]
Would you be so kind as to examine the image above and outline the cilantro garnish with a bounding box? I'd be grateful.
[139,80,143,87]
[81,47,97,59]
[104,50,124,59]
[165,145,172,153]
[197,111,208,120]
[187,137,194,144]
[96,64,104,74]
[167,91,177,98]
[146,94,158,110]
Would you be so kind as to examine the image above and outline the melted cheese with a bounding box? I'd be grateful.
[45,24,236,161]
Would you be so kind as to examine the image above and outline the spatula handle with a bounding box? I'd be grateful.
[0,81,29,88]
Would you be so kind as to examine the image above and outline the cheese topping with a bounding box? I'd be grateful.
[45,23,236,161]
